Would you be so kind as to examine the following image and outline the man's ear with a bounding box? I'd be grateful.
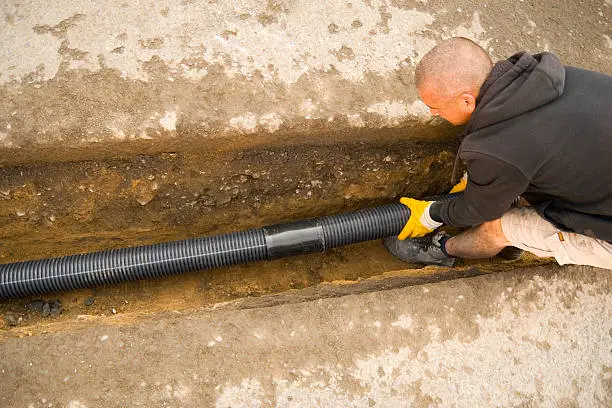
[460,92,477,114]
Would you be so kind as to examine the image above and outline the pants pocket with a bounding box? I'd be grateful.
[544,232,573,265]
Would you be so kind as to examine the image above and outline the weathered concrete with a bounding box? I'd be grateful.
[0,0,610,164]
[0,265,610,407]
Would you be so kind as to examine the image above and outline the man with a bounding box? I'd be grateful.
[384,37,612,269]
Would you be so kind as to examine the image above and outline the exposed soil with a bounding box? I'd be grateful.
[0,138,459,263]
[0,137,555,338]
[0,237,551,338]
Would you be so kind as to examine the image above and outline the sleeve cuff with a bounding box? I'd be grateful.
[429,201,444,223]
[421,202,444,230]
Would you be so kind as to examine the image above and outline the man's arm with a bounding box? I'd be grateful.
[430,155,529,227]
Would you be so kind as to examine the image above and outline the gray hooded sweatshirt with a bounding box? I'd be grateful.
[430,52,612,242]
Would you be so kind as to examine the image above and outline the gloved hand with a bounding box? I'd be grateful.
[449,172,468,194]
[398,198,442,240]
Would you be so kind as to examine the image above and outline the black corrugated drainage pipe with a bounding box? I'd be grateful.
[0,194,459,299]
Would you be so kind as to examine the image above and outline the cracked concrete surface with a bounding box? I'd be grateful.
[0,0,610,162]
[0,266,609,407]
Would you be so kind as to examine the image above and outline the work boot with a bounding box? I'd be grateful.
[498,246,525,261]
[383,231,455,267]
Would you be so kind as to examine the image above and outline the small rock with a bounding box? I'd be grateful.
[200,195,216,206]
[111,307,117,314]
[214,191,232,205]
[4,313,18,326]
[132,179,158,205]
[84,297,95,306]
[26,300,46,313]
[49,299,62,316]
[136,193,156,206]
[41,302,51,317]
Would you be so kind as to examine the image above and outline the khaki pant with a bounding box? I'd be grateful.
[500,207,612,270]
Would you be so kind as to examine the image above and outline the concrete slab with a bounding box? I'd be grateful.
[1,0,610,164]
[0,265,610,407]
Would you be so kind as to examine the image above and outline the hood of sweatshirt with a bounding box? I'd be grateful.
[466,52,566,133]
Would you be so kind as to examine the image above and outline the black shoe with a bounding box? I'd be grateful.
[383,231,455,267]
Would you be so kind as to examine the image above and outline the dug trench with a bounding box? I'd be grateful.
[0,138,551,336]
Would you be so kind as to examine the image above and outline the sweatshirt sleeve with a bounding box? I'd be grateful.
[430,155,529,227]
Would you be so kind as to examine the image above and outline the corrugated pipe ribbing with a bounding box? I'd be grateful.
[0,193,461,299]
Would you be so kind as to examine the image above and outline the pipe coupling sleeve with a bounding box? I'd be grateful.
[264,220,325,259]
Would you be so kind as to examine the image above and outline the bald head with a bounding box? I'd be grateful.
[415,37,492,99]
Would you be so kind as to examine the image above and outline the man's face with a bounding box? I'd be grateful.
[418,85,474,126]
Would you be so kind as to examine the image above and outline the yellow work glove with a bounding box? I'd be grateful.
[449,172,468,194]
[398,198,443,240]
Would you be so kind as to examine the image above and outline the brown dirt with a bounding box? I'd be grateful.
[0,236,551,338]
[0,139,459,263]
[0,138,554,338]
